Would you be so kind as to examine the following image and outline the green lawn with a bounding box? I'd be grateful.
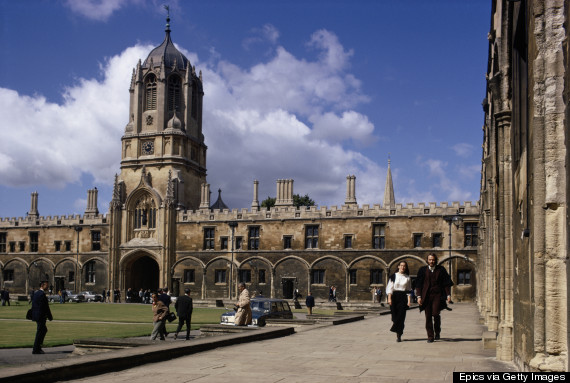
[0,303,227,348]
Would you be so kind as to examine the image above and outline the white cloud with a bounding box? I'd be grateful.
[452,142,475,158]
[243,24,280,50]
[64,0,126,21]
[0,28,389,210]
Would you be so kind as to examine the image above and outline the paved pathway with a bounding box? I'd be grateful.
[66,303,516,382]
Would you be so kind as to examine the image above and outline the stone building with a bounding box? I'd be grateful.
[477,0,568,372]
[0,17,479,303]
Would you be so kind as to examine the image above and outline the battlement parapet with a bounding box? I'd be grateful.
[0,214,109,228]
[178,201,479,223]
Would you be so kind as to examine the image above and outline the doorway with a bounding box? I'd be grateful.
[126,255,159,293]
[282,278,295,299]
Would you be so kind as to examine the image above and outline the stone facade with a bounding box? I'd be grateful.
[478,0,569,372]
[0,17,479,305]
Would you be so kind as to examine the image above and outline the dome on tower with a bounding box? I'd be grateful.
[142,15,189,70]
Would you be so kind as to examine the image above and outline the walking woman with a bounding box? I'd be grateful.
[150,293,168,340]
[387,260,412,342]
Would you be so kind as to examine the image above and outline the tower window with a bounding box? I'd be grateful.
[168,75,182,112]
[432,233,443,248]
[191,82,199,119]
[91,231,101,251]
[413,233,422,248]
[145,74,157,111]
[29,232,39,252]
[0,233,5,253]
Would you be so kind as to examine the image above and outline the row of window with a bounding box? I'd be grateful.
[0,232,102,253]
[179,268,472,286]
[202,223,479,251]
[2,261,97,284]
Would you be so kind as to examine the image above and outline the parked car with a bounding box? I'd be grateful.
[47,292,61,303]
[220,297,293,327]
[79,291,103,302]
[64,290,85,303]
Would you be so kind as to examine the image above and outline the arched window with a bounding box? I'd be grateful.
[145,74,157,111]
[85,261,96,284]
[168,75,181,112]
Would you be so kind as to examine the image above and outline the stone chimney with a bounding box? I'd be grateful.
[345,175,357,205]
[251,180,260,211]
[200,183,210,209]
[85,188,99,216]
[275,179,294,207]
[28,191,39,219]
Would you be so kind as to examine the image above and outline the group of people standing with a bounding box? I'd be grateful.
[387,253,453,343]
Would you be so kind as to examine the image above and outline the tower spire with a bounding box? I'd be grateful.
[164,5,171,34]
[383,155,395,209]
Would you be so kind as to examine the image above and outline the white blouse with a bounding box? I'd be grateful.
[386,273,412,295]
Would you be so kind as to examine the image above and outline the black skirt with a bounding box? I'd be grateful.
[390,291,408,334]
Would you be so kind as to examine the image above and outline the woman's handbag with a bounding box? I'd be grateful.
[26,309,33,320]
[167,312,177,322]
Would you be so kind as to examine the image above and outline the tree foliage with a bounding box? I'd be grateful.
[261,194,316,209]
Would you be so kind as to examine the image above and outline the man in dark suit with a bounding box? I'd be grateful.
[415,253,453,343]
[305,291,315,315]
[173,288,193,340]
[32,280,53,354]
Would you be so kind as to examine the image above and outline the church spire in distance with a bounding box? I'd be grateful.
[383,155,395,209]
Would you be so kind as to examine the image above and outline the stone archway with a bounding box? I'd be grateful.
[125,255,160,293]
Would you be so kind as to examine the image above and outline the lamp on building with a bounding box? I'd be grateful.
[74,226,83,294]
[228,221,238,299]
[443,211,463,282]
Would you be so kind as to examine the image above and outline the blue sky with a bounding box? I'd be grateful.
[0,0,489,218]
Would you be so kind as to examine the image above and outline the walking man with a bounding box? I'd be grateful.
[32,280,53,354]
[174,288,193,340]
[415,253,453,343]
[305,291,315,315]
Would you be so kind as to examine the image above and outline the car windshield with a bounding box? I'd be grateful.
[251,301,270,311]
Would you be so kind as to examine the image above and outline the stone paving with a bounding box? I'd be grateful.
[66,303,516,383]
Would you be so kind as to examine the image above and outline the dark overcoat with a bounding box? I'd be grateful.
[31,289,53,322]
[414,265,453,313]
[175,295,193,318]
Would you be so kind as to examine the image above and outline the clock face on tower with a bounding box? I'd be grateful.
[142,140,154,155]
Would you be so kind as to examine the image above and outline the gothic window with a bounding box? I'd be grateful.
[349,269,357,284]
[283,236,292,249]
[235,237,243,250]
[85,261,96,284]
[372,224,385,249]
[184,269,195,283]
[133,196,157,231]
[370,269,383,284]
[54,241,61,252]
[239,269,251,283]
[464,222,478,247]
[215,269,226,283]
[311,270,325,284]
[204,228,215,250]
[258,269,266,284]
[305,225,319,249]
[145,74,157,111]
[413,233,422,248]
[248,227,260,250]
[29,232,39,252]
[344,235,353,249]
[168,75,182,112]
[432,233,443,248]
[91,231,101,251]
[220,237,228,250]
[457,270,471,285]
[0,233,5,253]
[9,242,15,252]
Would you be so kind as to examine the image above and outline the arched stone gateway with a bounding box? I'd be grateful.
[124,254,160,293]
